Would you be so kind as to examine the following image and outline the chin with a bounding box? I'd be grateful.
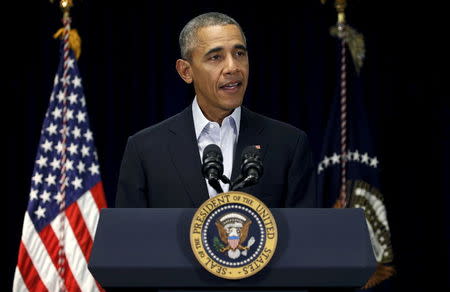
[221,98,243,111]
[219,92,244,107]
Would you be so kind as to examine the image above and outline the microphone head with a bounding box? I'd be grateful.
[202,144,224,179]
[241,145,260,160]
[241,145,263,178]
[203,144,223,163]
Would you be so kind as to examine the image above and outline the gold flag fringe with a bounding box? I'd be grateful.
[53,28,81,60]
[362,263,396,289]
[333,198,396,289]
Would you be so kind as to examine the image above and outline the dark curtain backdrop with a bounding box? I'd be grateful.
[6,0,449,291]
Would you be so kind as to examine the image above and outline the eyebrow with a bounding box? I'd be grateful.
[204,44,248,57]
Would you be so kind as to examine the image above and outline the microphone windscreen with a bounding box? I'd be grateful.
[241,145,260,160]
[203,144,223,162]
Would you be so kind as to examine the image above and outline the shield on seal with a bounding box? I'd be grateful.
[228,236,239,249]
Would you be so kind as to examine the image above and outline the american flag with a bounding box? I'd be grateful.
[13,43,107,291]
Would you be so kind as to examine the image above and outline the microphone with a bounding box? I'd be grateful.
[202,144,230,193]
[231,145,263,191]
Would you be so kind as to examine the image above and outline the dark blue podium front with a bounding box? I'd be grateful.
[88,208,376,289]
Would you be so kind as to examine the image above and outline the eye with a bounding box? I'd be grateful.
[236,50,247,57]
[209,54,221,61]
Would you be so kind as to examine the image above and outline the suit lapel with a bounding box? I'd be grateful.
[167,107,209,207]
[231,107,267,181]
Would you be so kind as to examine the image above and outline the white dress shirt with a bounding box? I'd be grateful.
[192,97,241,198]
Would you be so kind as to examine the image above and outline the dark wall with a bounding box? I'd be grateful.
[6,0,449,291]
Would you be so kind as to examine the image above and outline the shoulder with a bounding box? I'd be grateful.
[243,107,308,142]
[128,107,190,143]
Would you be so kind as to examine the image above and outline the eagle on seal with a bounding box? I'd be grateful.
[215,213,253,259]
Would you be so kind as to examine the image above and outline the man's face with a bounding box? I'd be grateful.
[189,24,249,117]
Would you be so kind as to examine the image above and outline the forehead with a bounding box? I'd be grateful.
[194,24,245,52]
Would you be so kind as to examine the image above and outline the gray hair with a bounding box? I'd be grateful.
[179,12,247,60]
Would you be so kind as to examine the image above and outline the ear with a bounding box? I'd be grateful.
[176,59,193,84]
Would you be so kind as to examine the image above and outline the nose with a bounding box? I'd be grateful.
[224,55,239,75]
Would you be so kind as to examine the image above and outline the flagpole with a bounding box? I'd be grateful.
[322,0,349,207]
[335,0,348,208]
[56,1,73,291]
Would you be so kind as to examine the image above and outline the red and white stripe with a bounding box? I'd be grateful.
[13,182,106,292]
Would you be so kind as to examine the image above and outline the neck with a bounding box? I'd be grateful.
[203,110,231,126]
[197,101,233,126]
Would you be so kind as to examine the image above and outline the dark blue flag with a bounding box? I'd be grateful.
[317,39,395,289]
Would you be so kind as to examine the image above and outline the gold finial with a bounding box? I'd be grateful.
[335,0,347,25]
[320,0,347,25]
[49,0,73,11]
[322,0,365,73]
[60,0,73,10]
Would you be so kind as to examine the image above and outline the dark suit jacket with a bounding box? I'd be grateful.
[115,106,317,208]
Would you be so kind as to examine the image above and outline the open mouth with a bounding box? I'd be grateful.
[219,81,242,90]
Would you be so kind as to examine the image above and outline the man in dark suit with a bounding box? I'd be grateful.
[116,12,316,208]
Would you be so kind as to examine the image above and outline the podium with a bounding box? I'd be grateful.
[88,208,376,290]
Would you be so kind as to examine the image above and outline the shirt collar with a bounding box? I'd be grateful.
[192,96,241,140]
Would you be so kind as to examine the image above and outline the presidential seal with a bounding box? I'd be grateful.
[190,191,277,280]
